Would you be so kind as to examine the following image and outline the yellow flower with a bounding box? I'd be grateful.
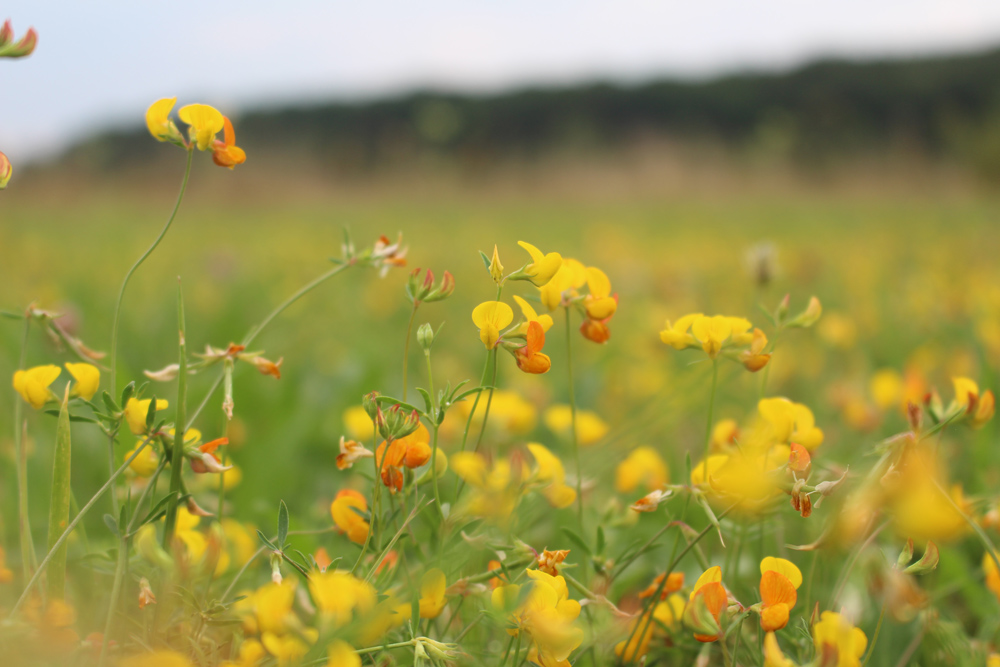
[543,404,608,446]
[686,566,728,642]
[220,638,266,667]
[126,441,160,477]
[583,267,617,320]
[178,103,225,151]
[614,594,684,661]
[763,632,796,667]
[691,315,752,358]
[472,300,514,350]
[13,364,61,409]
[984,552,1000,602]
[513,295,554,334]
[869,369,903,411]
[539,258,587,311]
[951,377,995,428]
[145,97,180,143]
[0,546,14,583]
[325,639,361,667]
[65,362,100,401]
[516,241,563,286]
[527,443,576,509]
[758,398,824,450]
[450,452,525,521]
[262,631,310,667]
[254,580,297,635]
[124,397,169,435]
[330,489,370,545]
[615,446,668,493]
[308,570,377,625]
[492,569,582,667]
[343,405,375,441]
[812,611,867,667]
[659,313,702,350]
[690,454,729,486]
[889,446,969,542]
[419,568,447,618]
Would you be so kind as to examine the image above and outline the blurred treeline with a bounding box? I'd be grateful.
[58,47,1000,179]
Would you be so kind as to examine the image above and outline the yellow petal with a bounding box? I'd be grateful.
[178,103,224,150]
[145,97,177,141]
[759,557,803,589]
[585,266,611,299]
[65,362,100,401]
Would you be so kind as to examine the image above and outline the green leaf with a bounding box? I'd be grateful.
[416,387,434,415]
[277,501,289,548]
[47,390,73,599]
[120,381,136,408]
[256,530,277,552]
[42,409,98,423]
[596,526,606,556]
[102,390,120,414]
[561,528,592,556]
[479,250,492,269]
[103,514,120,538]
[137,492,180,530]
[145,395,158,430]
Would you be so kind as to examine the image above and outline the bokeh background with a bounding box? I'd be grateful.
[3,3,1000,646]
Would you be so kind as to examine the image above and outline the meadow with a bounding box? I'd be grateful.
[2,105,1000,667]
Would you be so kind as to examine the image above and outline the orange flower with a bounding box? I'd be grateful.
[687,566,728,642]
[376,423,432,492]
[536,549,570,576]
[514,321,552,374]
[212,116,247,169]
[330,489,370,544]
[757,557,802,632]
[639,572,684,600]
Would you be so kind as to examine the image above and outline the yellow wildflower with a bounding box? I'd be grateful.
[758,557,802,632]
[763,632,796,667]
[539,258,587,311]
[515,241,563,286]
[261,631,310,667]
[120,651,194,667]
[325,640,361,667]
[308,569,377,625]
[145,97,180,143]
[492,569,582,667]
[126,441,160,477]
[758,397,824,450]
[615,446,668,493]
[583,267,617,320]
[472,301,514,350]
[178,103,225,151]
[419,568,447,618]
[330,489,370,544]
[812,611,867,667]
[65,362,100,401]
[513,294,554,334]
[124,397,169,435]
[527,443,577,509]
[489,244,504,284]
[343,405,375,441]
[253,579,297,635]
[543,404,608,446]
[12,364,61,409]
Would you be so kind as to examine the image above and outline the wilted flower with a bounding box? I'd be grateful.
[336,436,373,470]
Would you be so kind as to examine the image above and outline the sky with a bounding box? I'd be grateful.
[3,0,1000,162]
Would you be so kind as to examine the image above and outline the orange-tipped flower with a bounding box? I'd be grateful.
[212,117,247,169]
[330,489,370,544]
[686,566,728,642]
[515,321,552,374]
[757,557,802,632]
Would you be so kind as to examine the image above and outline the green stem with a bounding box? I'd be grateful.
[241,262,351,347]
[352,415,383,575]
[471,347,499,455]
[108,148,193,513]
[700,359,719,480]
[861,598,888,667]
[402,303,419,401]
[10,437,153,617]
[564,307,584,530]
[162,283,188,548]
[13,311,36,582]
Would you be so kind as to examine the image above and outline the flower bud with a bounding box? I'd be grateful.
[775,293,790,322]
[270,552,283,584]
[896,538,914,569]
[362,391,381,421]
[0,150,11,189]
[0,24,37,58]
[902,541,939,575]
[424,270,455,303]
[417,322,435,351]
[379,404,421,441]
[489,245,504,284]
[787,296,822,328]
[407,268,433,303]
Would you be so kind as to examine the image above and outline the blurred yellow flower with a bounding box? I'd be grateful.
[325,639,361,667]
[254,579,297,635]
[343,405,375,442]
[126,441,159,477]
[309,569,377,625]
[539,258,587,311]
[614,594,684,661]
[615,446,668,493]
[13,364,61,409]
[491,569,582,667]
[120,651,193,667]
[262,631,311,666]
[583,267,617,321]
[758,557,802,632]
[758,397,824,450]
[527,443,577,509]
[178,103,225,151]
[330,489,370,544]
[951,377,995,428]
[660,314,753,359]
[763,632,796,667]
[543,404,608,446]
[65,362,99,401]
[125,397,169,435]
[812,611,867,667]
[472,300,514,350]
[419,568,447,618]
[869,368,903,411]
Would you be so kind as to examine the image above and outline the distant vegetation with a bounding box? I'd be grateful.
[61,47,1000,178]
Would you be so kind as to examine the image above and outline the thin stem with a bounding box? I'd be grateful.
[352,416,383,575]
[108,148,193,512]
[564,307,583,529]
[861,598,888,667]
[700,359,719,480]
[241,262,351,347]
[471,347,499,455]
[830,521,888,608]
[13,311,36,581]
[10,438,153,617]
[402,303,419,401]
[162,282,188,548]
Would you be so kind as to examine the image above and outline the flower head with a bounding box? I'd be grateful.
[336,436,373,470]
[527,443,577,509]
[512,241,563,286]
[13,364,61,409]
[330,489,370,544]
[178,103,225,151]
[685,566,728,642]
[757,557,802,632]
[146,97,182,144]
[212,116,247,169]
[514,321,552,374]
[124,397,169,435]
[472,300,514,350]
[812,611,867,667]
[419,568,447,618]
[65,362,100,401]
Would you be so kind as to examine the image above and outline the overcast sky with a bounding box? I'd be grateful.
[3,0,1000,161]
